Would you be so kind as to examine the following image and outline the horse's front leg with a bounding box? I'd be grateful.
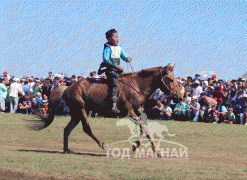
[126,105,160,154]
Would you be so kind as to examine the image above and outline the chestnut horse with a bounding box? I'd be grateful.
[32,64,182,155]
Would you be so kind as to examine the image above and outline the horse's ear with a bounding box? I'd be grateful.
[170,64,176,72]
[167,63,171,68]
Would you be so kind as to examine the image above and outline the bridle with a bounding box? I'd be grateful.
[119,65,179,95]
[160,68,180,93]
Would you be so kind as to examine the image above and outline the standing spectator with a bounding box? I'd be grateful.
[33,80,42,98]
[213,82,224,104]
[51,77,59,92]
[178,80,185,98]
[9,78,25,113]
[194,74,200,82]
[232,87,245,102]
[184,76,193,96]
[0,79,7,112]
[212,74,217,82]
[202,81,209,95]
[3,71,10,83]
[235,95,245,125]
[48,72,54,83]
[189,96,200,122]
[207,78,213,86]
[22,81,31,96]
[241,78,246,88]
[42,79,52,98]
[191,80,203,99]
[183,92,191,107]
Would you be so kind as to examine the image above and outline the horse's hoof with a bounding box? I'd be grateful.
[132,140,141,152]
[132,144,137,152]
[102,143,110,151]
[63,149,75,154]
[156,149,163,157]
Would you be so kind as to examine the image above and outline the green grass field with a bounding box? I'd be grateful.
[0,113,246,179]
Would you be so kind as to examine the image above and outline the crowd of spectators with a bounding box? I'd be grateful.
[148,74,247,125]
[0,71,247,125]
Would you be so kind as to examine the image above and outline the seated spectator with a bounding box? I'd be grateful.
[189,96,200,122]
[18,101,31,115]
[208,105,220,123]
[43,94,48,103]
[199,93,217,122]
[35,92,43,108]
[216,102,227,123]
[173,99,188,121]
[40,102,49,115]
[160,102,173,120]
[151,100,164,119]
[223,108,236,124]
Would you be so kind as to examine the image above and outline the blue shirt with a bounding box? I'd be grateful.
[0,83,7,99]
[103,46,129,68]
[22,85,30,96]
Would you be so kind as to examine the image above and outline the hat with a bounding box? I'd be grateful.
[212,75,216,79]
[14,78,20,81]
[194,80,200,84]
[191,96,198,101]
[3,71,8,74]
[182,77,186,81]
[242,94,247,98]
[203,81,208,86]
[242,78,246,82]
[58,78,64,82]
[228,108,233,111]
[195,74,200,77]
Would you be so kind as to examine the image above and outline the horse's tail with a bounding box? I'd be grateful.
[29,86,68,131]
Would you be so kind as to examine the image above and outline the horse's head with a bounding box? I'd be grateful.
[159,63,183,101]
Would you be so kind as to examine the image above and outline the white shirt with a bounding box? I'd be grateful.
[192,86,203,99]
[9,82,25,98]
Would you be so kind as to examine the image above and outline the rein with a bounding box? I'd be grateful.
[119,63,150,95]
[160,68,179,92]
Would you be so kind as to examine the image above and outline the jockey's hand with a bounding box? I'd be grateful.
[127,57,132,63]
[116,66,124,72]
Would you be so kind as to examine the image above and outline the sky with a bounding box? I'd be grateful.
[0,0,246,80]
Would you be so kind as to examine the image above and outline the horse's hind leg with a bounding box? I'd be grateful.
[64,117,80,153]
[80,108,109,150]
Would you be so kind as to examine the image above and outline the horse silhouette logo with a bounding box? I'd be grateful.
[116,109,175,148]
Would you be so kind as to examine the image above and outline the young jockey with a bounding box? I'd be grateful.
[98,29,132,113]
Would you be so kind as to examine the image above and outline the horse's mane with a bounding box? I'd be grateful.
[123,66,163,77]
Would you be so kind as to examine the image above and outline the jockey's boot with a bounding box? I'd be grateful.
[111,102,120,113]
